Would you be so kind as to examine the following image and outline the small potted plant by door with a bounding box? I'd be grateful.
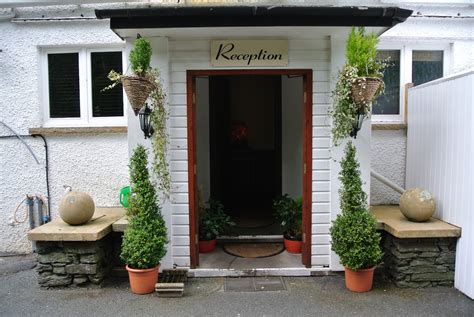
[198,199,234,253]
[273,195,303,253]
[330,142,382,292]
[121,145,168,294]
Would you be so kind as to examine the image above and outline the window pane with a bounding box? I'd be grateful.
[91,52,123,117]
[373,50,400,115]
[48,53,80,118]
[412,50,443,86]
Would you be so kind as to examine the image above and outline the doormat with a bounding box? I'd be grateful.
[223,243,284,258]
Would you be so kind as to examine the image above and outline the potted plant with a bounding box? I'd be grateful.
[330,142,382,292]
[121,144,168,295]
[106,37,155,115]
[273,194,303,253]
[329,27,387,144]
[198,199,234,253]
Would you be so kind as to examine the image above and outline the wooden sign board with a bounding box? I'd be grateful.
[211,40,289,67]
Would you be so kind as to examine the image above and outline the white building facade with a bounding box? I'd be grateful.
[0,1,472,274]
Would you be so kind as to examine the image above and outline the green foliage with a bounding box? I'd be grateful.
[121,145,168,269]
[329,27,388,146]
[129,38,152,76]
[148,69,171,196]
[199,199,234,241]
[273,194,302,239]
[330,142,382,270]
[329,65,362,146]
[346,27,383,78]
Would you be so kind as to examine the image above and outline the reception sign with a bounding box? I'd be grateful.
[211,40,289,67]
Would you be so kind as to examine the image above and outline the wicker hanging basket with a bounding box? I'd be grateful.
[351,77,382,106]
[122,75,155,116]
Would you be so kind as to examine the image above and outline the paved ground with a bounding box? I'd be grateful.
[0,255,472,317]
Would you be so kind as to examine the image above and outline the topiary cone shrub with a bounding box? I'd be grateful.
[121,144,168,294]
[330,141,382,292]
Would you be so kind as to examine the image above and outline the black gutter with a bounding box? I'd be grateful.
[95,6,412,29]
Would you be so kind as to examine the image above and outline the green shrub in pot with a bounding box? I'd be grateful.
[273,194,302,240]
[199,199,234,241]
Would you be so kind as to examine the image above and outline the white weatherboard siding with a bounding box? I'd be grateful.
[406,70,474,299]
[167,36,332,268]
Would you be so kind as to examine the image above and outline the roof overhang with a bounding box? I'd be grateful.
[95,6,412,31]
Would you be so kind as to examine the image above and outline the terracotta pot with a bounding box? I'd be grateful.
[199,239,217,253]
[126,264,159,295]
[344,266,375,292]
[284,238,302,254]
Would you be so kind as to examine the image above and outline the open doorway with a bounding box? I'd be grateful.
[187,70,313,269]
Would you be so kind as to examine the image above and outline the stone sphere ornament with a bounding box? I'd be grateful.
[58,186,95,225]
[399,188,436,222]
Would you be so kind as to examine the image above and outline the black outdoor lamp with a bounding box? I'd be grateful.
[139,105,154,139]
[350,111,365,139]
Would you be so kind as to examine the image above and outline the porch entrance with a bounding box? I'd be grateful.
[187,70,313,269]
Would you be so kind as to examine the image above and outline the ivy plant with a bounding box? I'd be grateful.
[329,142,382,270]
[121,144,168,269]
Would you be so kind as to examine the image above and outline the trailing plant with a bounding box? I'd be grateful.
[329,65,361,146]
[199,199,234,241]
[329,27,388,145]
[273,194,302,240]
[148,69,171,196]
[121,144,168,269]
[329,142,382,270]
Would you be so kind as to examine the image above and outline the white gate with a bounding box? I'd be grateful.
[406,69,474,299]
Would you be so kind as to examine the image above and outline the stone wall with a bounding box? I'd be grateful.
[36,235,118,288]
[382,233,456,288]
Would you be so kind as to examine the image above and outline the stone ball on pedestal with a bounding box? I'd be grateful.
[399,188,436,222]
[58,191,95,225]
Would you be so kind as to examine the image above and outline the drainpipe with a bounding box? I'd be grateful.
[371,169,405,195]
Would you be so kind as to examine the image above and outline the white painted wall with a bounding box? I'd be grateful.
[0,18,128,254]
[282,76,303,198]
[406,70,474,299]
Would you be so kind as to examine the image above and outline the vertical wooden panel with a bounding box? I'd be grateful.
[406,71,474,299]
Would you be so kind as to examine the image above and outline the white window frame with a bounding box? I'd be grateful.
[41,46,127,128]
[373,42,451,124]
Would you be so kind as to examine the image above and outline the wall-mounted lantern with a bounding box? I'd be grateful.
[139,105,154,139]
[349,111,365,139]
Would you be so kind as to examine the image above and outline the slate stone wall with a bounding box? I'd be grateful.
[36,235,119,288]
[382,233,456,288]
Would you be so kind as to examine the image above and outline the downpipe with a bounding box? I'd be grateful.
[26,196,36,251]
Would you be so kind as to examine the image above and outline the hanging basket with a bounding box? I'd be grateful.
[122,75,155,116]
[351,77,382,106]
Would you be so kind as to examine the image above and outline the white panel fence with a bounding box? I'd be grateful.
[406,69,474,299]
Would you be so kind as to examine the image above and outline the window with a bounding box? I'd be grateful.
[42,48,125,127]
[412,50,444,86]
[373,50,401,116]
[372,44,449,123]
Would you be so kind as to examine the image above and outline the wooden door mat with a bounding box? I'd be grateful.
[223,243,284,258]
[155,269,188,297]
